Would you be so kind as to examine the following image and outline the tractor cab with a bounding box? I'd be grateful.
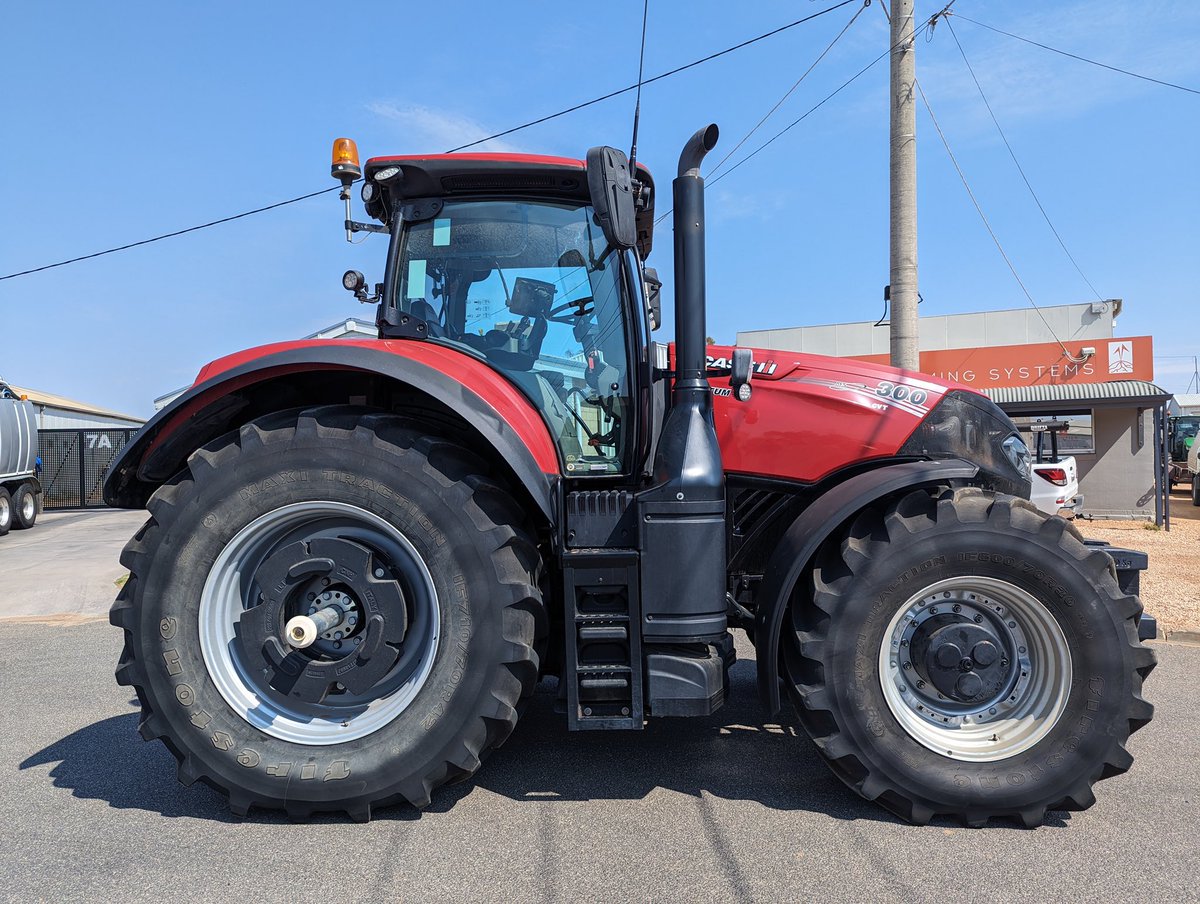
[351,152,659,477]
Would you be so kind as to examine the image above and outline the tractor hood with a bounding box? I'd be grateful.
[705,344,1029,495]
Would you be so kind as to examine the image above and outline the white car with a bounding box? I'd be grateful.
[1027,421,1083,517]
[1030,454,1082,516]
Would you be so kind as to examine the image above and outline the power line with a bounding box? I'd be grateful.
[912,76,1073,358]
[704,0,872,182]
[951,13,1200,97]
[0,187,340,282]
[944,16,1105,303]
[1,1,858,283]
[448,0,861,152]
[655,10,936,227]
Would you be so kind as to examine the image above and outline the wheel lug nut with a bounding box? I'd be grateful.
[903,661,912,670]
[952,604,961,613]
[916,680,926,689]
[974,615,983,624]
[374,568,385,578]
[930,606,939,614]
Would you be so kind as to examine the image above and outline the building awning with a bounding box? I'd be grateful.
[984,380,1171,408]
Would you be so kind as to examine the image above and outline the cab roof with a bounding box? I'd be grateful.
[364,153,591,201]
[362,152,656,258]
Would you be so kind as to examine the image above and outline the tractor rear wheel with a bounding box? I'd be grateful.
[783,487,1155,827]
[111,406,546,820]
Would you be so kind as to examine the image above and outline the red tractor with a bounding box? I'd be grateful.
[106,126,1155,826]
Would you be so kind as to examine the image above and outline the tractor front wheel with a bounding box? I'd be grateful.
[783,487,1155,827]
[111,406,546,820]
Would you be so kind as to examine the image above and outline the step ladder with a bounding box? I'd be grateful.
[562,548,643,730]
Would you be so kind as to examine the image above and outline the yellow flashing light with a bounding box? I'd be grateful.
[331,137,362,183]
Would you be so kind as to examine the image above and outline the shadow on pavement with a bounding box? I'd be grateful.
[19,705,238,822]
[18,662,945,827]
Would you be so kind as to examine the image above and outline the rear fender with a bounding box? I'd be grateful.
[755,459,979,714]
[103,341,560,524]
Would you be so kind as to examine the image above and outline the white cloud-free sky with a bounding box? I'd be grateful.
[2,0,1197,414]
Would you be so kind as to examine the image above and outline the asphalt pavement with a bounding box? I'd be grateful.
[0,509,146,619]
[2,621,1195,903]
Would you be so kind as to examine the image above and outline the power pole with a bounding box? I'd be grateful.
[889,0,919,370]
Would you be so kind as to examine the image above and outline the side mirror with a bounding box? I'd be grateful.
[730,347,753,402]
[586,146,637,250]
[643,267,662,331]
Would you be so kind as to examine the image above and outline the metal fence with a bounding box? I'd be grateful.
[38,429,139,510]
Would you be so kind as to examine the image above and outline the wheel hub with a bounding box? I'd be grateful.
[915,620,1011,704]
[234,536,408,705]
[879,576,1072,761]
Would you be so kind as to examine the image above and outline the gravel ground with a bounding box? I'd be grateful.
[1076,488,1200,636]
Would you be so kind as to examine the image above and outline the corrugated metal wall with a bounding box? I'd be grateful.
[34,406,145,431]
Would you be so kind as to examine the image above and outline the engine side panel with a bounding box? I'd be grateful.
[706,345,966,483]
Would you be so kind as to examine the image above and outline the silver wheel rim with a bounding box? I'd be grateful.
[0,497,10,529]
[200,501,440,745]
[878,576,1072,762]
[20,492,34,522]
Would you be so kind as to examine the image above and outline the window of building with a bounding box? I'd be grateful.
[1009,408,1095,456]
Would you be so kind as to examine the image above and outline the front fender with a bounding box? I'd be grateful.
[104,340,561,523]
[754,459,979,714]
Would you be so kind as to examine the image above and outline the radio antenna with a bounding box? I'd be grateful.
[629,0,650,174]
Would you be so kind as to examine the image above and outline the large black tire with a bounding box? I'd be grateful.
[111,406,546,820]
[11,482,37,529]
[0,487,11,536]
[783,487,1155,828]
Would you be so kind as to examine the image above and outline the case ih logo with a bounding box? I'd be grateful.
[1108,340,1134,375]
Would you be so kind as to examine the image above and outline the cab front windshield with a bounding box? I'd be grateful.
[395,199,631,473]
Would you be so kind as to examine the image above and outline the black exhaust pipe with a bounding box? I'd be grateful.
[672,123,720,398]
[639,124,727,654]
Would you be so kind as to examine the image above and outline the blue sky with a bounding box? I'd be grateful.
[2,1,1197,416]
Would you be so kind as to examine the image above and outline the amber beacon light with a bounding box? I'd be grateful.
[331,137,363,242]
[331,137,361,185]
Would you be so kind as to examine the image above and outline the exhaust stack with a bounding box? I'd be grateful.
[671,124,720,399]
[639,124,727,651]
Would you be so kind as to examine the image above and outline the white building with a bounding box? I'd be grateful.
[7,384,144,431]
